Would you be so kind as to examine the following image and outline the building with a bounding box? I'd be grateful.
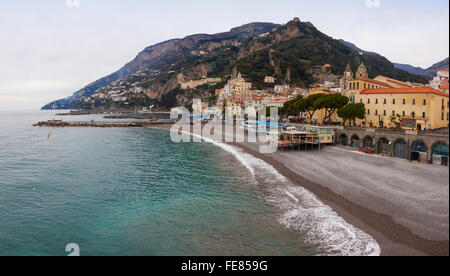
[264,97,290,108]
[355,62,369,79]
[246,97,264,112]
[339,62,354,90]
[358,88,449,130]
[429,69,449,91]
[374,76,412,88]
[264,76,276,83]
[348,78,392,103]
[274,85,290,94]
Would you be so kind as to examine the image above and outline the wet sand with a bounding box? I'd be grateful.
[150,124,449,256]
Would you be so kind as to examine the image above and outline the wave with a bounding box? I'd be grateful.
[173,129,381,256]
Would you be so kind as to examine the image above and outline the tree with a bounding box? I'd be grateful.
[281,96,303,116]
[337,103,366,127]
[390,114,402,129]
[294,93,327,123]
[315,94,349,123]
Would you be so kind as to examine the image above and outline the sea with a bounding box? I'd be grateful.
[0,110,380,256]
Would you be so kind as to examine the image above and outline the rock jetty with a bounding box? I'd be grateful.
[33,120,148,128]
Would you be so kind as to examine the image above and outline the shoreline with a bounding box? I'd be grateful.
[149,124,449,256]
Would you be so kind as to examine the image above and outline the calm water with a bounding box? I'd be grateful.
[0,111,380,256]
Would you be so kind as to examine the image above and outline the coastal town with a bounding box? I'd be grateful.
[36,63,450,167]
[3,0,449,258]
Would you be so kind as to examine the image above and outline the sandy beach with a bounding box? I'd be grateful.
[149,123,449,256]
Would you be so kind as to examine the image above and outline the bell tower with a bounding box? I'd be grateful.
[356,62,368,79]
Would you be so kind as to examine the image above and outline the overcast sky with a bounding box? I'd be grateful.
[0,0,449,110]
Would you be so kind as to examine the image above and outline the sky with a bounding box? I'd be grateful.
[0,0,449,110]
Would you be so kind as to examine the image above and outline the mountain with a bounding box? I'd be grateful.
[392,63,425,76]
[422,57,449,78]
[394,58,449,77]
[337,39,379,56]
[43,18,428,110]
[232,20,427,88]
[42,22,280,109]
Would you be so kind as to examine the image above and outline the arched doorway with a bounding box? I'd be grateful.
[394,139,408,159]
[432,142,449,166]
[363,136,374,149]
[339,134,348,146]
[378,138,390,154]
[411,141,427,163]
[350,135,361,148]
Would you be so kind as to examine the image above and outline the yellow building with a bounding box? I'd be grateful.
[229,72,252,93]
[358,88,449,130]
[347,78,392,103]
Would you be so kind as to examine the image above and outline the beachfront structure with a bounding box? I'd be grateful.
[335,128,449,166]
[357,88,449,130]
[305,126,335,145]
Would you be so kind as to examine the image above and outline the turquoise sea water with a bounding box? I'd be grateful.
[0,111,380,256]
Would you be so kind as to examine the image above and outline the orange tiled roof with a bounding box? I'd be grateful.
[269,98,290,102]
[440,85,449,89]
[439,69,449,72]
[361,88,449,97]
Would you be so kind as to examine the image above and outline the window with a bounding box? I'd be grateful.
[423,99,426,105]
[392,111,395,116]
[357,83,360,90]
[376,99,378,104]
[413,99,416,105]
[423,112,426,118]
[384,99,387,104]
[383,110,386,116]
[368,109,370,115]
[364,83,366,89]
[402,111,405,116]
[393,99,396,104]
[368,99,371,104]
[442,113,445,120]
[403,99,406,105]
[375,110,378,115]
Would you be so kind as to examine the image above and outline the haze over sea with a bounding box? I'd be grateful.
[0,110,379,256]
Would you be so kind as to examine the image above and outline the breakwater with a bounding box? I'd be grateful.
[33,120,149,128]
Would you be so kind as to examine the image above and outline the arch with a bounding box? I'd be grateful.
[393,139,408,159]
[338,134,348,146]
[377,137,391,154]
[350,134,361,148]
[363,136,374,149]
[411,140,428,162]
[431,141,449,166]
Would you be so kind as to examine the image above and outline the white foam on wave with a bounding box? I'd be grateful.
[177,130,255,175]
[173,130,381,256]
